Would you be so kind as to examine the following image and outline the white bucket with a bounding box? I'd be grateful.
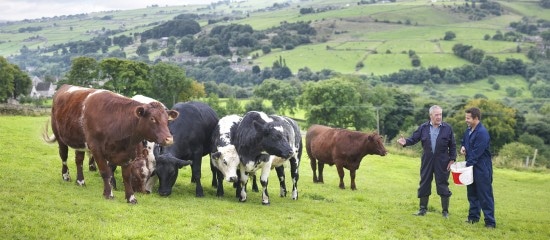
[450,162,473,186]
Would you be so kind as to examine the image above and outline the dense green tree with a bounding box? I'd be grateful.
[300,78,374,130]
[253,79,300,114]
[64,56,99,87]
[205,93,227,117]
[112,35,133,50]
[99,58,151,97]
[140,19,201,41]
[136,45,149,56]
[0,56,31,102]
[149,62,193,106]
[244,98,275,114]
[446,99,517,152]
[443,31,456,40]
[225,97,244,115]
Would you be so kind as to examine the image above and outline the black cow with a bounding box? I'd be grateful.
[155,101,218,197]
[231,111,298,205]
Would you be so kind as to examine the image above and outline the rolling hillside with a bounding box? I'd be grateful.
[0,0,547,76]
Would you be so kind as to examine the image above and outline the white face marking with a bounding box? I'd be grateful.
[274,126,284,133]
[254,111,273,123]
[214,145,240,181]
[145,141,156,170]
[66,86,88,93]
[131,95,167,109]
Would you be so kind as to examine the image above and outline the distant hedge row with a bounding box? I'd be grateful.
[0,104,50,116]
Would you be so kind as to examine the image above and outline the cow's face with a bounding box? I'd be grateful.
[154,146,192,196]
[135,102,179,146]
[254,121,293,159]
[211,145,240,182]
[368,134,387,156]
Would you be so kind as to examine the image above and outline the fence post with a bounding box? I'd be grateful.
[531,149,538,167]
[525,156,530,168]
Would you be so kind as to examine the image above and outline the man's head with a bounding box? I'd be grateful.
[465,107,481,129]
[429,105,443,126]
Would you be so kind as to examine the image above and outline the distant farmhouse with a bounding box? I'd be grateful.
[29,76,56,99]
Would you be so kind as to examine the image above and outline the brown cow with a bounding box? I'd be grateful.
[305,124,387,190]
[44,84,178,203]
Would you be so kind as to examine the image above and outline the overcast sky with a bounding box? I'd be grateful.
[0,0,216,21]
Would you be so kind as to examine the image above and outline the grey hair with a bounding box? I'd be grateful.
[429,105,442,115]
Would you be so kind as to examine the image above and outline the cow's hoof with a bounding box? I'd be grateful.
[76,180,86,186]
[89,165,97,171]
[239,198,247,203]
[127,195,138,204]
[262,201,270,206]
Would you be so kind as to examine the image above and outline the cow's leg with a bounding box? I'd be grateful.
[109,164,118,190]
[251,174,259,192]
[58,144,70,181]
[75,150,86,186]
[350,169,357,190]
[238,169,249,202]
[215,168,225,197]
[336,163,346,189]
[94,157,114,200]
[210,161,218,188]
[318,162,325,183]
[145,174,158,194]
[260,159,273,205]
[275,165,287,197]
[121,164,137,204]
[192,154,204,197]
[88,154,97,171]
[310,157,318,183]
[289,157,299,200]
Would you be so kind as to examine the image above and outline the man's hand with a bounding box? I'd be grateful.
[460,146,466,155]
[397,134,406,146]
[447,160,455,171]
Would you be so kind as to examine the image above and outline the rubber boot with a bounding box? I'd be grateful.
[441,196,449,218]
[413,196,429,216]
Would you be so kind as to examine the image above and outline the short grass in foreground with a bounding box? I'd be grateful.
[0,116,549,239]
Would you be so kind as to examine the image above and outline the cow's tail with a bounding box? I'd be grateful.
[42,119,57,144]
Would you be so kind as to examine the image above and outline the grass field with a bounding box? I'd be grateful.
[1,116,549,239]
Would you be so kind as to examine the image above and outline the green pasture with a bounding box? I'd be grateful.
[1,116,549,239]
[255,44,365,74]
[397,75,532,100]
[497,0,550,21]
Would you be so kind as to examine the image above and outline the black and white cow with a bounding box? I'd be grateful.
[210,114,243,197]
[231,111,300,205]
[155,101,218,197]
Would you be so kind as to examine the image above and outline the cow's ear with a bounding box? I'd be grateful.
[211,151,221,160]
[142,148,149,157]
[176,159,192,168]
[253,120,266,134]
[167,110,179,121]
[135,106,146,117]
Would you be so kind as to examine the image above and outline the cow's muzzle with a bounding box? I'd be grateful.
[161,136,174,146]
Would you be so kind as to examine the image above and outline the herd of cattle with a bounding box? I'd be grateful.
[43,84,387,205]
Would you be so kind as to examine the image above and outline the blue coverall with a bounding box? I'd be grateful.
[404,122,456,198]
[462,122,496,227]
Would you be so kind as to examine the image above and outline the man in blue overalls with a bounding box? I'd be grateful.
[398,105,456,218]
[461,107,496,228]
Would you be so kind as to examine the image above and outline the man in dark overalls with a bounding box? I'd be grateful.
[461,107,496,228]
[398,105,457,218]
